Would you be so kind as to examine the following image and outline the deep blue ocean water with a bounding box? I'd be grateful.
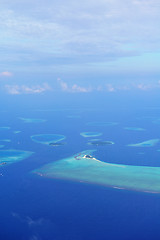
[1,91,160,240]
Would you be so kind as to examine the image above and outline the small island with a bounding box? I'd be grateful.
[32,150,160,193]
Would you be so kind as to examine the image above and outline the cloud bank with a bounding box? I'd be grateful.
[57,78,92,93]
[5,83,51,94]
[57,78,160,93]
[0,0,160,74]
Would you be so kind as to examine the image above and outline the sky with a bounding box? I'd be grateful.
[0,0,160,94]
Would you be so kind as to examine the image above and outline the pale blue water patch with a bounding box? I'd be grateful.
[152,119,160,124]
[80,132,102,138]
[127,139,159,147]
[31,134,66,145]
[90,138,101,141]
[0,127,10,130]
[0,139,11,142]
[136,116,155,120]
[0,145,4,148]
[67,115,81,118]
[124,127,145,131]
[19,118,46,123]
[0,149,34,167]
[87,121,118,126]
[13,131,21,134]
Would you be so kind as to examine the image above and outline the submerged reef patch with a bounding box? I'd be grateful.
[87,122,118,126]
[0,127,10,130]
[153,119,160,124]
[19,118,46,123]
[124,127,145,131]
[87,140,114,146]
[33,150,160,193]
[127,139,159,147]
[0,139,11,142]
[49,142,66,147]
[31,134,66,145]
[0,149,33,167]
[13,131,21,134]
[80,132,102,138]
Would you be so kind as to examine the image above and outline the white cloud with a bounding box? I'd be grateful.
[106,84,115,92]
[5,84,20,94]
[57,78,160,93]
[71,84,92,93]
[5,83,51,94]
[0,0,160,73]
[57,78,91,93]
[136,83,154,90]
[58,78,69,91]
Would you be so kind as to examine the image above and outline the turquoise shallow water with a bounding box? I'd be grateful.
[0,149,34,166]
[33,150,160,193]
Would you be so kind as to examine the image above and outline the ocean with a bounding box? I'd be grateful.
[1,91,160,240]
